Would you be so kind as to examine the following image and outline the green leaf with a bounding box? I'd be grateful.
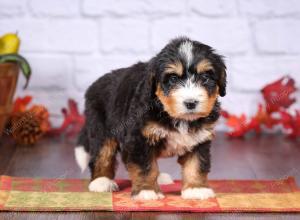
[0,53,31,89]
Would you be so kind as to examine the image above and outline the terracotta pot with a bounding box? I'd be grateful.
[0,63,19,137]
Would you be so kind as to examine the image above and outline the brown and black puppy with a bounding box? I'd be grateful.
[75,37,226,200]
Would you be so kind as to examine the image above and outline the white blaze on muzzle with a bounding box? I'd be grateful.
[172,77,208,114]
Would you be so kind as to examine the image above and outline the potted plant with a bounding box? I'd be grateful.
[0,33,31,136]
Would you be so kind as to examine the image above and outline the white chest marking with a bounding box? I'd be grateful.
[160,122,214,157]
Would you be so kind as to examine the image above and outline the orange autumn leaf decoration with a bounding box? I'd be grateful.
[261,76,297,113]
[221,111,248,137]
[12,96,32,114]
[49,99,85,137]
[280,110,300,138]
[222,75,299,138]
[226,114,247,128]
[246,104,279,133]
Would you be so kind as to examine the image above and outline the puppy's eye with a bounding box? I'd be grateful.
[168,74,178,84]
[203,77,210,85]
[204,70,214,75]
[201,73,215,86]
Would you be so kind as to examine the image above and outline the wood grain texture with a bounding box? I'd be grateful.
[0,133,299,219]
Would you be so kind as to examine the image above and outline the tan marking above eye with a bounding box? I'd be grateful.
[164,61,183,76]
[196,59,214,74]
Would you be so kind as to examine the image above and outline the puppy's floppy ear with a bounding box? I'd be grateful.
[147,58,159,96]
[218,67,227,97]
[148,72,157,96]
[213,54,227,97]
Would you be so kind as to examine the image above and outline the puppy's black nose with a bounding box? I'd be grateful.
[184,100,199,110]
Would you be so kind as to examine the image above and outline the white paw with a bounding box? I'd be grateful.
[88,177,119,192]
[181,187,215,200]
[157,172,174,185]
[132,190,165,200]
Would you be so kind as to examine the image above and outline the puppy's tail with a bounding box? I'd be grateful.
[74,127,90,172]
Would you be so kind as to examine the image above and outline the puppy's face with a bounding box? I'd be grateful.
[154,39,226,121]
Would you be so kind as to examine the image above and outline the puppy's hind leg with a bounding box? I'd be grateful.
[84,106,119,192]
[89,138,119,192]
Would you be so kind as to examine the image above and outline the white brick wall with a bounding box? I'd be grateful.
[0,0,299,127]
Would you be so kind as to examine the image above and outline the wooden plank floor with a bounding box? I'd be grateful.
[0,133,299,219]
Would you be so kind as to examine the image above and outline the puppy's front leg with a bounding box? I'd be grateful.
[178,141,215,200]
[127,159,164,200]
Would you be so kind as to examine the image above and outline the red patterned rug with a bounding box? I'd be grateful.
[0,175,300,212]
